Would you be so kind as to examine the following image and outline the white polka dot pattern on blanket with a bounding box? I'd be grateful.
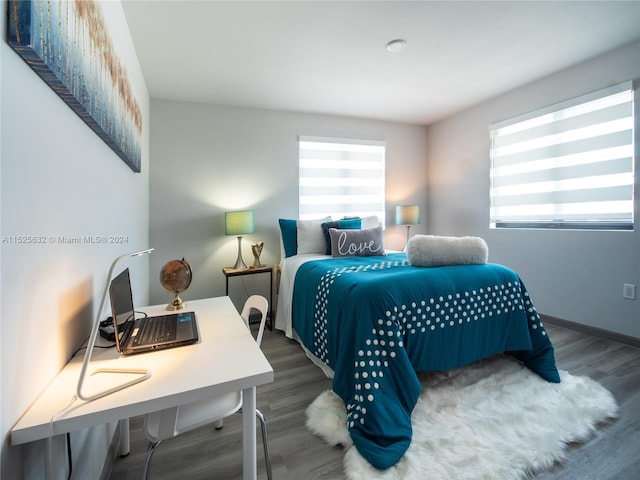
[310,260,549,430]
[312,259,408,365]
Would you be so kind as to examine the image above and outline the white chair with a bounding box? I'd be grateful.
[141,295,272,480]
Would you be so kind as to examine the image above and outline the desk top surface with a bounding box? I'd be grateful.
[11,296,274,445]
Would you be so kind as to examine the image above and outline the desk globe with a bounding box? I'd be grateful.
[160,258,192,310]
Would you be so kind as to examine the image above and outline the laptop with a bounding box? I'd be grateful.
[109,267,199,355]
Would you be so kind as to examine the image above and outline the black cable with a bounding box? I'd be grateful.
[70,311,148,358]
[66,432,72,480]
[71,342,116,359]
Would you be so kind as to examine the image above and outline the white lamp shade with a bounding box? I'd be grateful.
[225,210,255,235]
[396,205,420,226]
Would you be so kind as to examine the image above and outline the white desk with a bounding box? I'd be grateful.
[11,297,274,480]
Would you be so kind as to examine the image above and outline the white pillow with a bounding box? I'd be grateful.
[297,217,332,254]
[361,215,380,229]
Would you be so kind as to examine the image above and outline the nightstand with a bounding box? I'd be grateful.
[223,265,273,330]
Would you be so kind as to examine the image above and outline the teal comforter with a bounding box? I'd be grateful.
[293,253,560,470]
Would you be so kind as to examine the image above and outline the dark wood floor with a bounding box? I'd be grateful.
[109,321,640,480]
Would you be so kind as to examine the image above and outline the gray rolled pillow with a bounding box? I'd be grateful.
[406,235,488,267]
[329,226,386,257]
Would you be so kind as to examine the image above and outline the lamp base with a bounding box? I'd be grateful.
[81,368,151,402]
[231,235,248,270]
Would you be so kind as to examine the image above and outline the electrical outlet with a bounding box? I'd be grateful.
[622,283,636,300]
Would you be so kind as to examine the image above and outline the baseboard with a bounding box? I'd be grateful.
[100,422,121,480]
[542,314,640,349]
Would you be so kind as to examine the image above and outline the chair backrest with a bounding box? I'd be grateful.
[240,295,269,346]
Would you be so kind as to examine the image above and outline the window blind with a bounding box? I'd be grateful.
[490,81,635,230]
[299,136,385,223]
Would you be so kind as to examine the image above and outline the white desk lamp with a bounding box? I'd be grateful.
[76,248,154,402]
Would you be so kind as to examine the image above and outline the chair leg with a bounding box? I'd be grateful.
[142,441,161,480]
[256,409,272,480]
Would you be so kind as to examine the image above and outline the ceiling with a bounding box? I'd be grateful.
[122,1,640,125]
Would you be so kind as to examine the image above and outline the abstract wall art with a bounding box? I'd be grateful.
[8,0,142,172]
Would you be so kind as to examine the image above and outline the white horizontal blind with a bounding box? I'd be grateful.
[490,81,635,230]
[299,136,385,224]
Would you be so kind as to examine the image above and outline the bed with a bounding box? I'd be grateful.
[275,221,560,470]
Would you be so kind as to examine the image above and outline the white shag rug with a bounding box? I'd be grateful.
[306,355,618,480]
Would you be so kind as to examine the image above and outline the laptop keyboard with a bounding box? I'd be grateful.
[136,316,177,345]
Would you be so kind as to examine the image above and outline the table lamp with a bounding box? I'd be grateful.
[396,205,421,244]
[225,210,255,269]
[76,248,154,402]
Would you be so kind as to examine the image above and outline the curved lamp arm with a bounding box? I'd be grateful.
[76,248,154,402]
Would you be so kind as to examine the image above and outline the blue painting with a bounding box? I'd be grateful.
[8,0,142,172]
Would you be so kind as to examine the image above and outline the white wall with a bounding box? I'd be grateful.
[1,1,150,478]
[148,101,429,310]
[427,41,640,339]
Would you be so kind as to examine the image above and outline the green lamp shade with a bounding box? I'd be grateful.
[225,210,255,236]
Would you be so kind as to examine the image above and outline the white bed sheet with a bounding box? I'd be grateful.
[275,253,328,337]
[275,253,336,378]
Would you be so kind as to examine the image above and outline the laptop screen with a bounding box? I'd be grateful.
[109,268,136,349]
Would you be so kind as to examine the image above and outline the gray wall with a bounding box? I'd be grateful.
[148,101,429,311]
[1,1,150,477]
[427,41,640,339]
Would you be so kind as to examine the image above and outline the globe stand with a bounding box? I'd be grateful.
[167,292,186,311]
[160,258,192,312]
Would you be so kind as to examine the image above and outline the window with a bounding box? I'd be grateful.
[490,81,635,230]
[298,136,385,224]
